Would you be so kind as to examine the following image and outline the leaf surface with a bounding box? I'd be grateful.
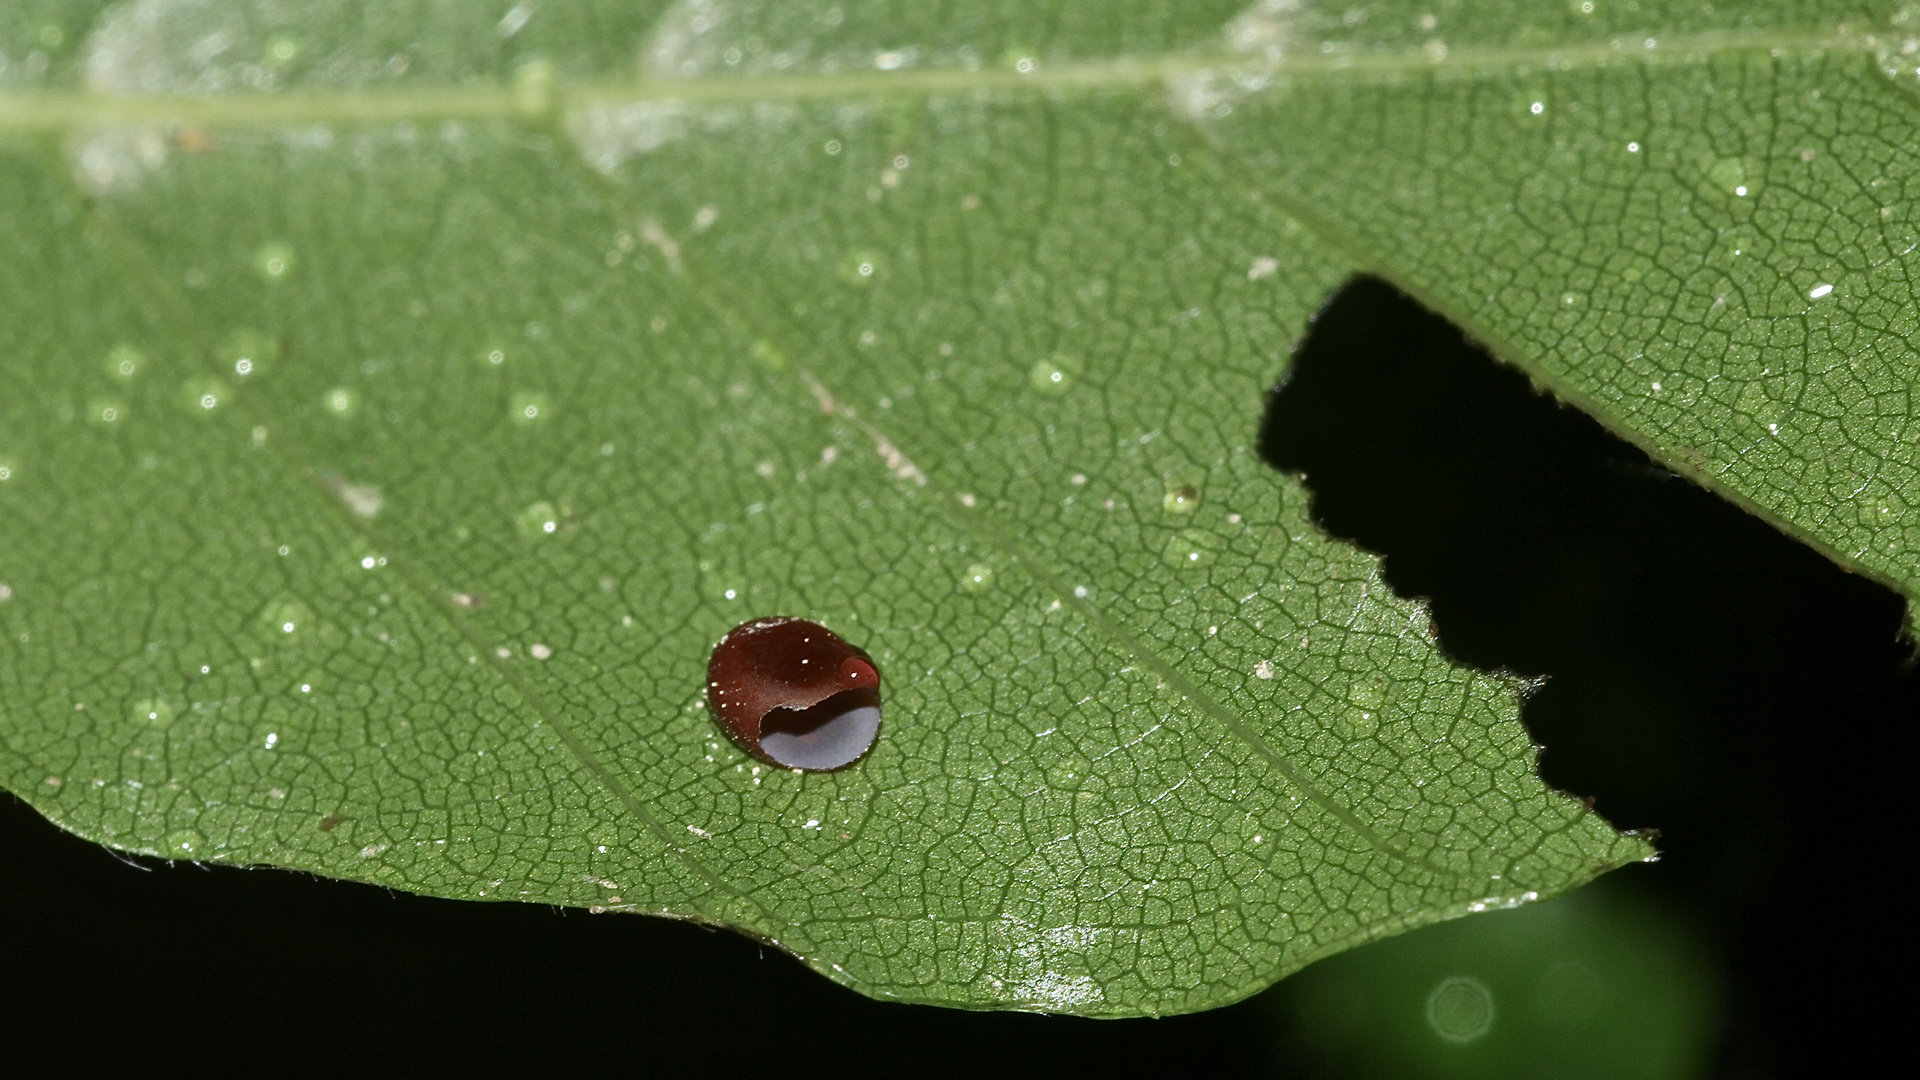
[29,0,1918,1016]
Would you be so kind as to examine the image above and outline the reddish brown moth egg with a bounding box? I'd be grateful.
[706,617,882,771]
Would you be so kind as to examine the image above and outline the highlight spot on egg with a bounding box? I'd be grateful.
[706,617,882,772]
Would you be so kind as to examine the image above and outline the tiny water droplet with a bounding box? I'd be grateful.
[218,329,280,381]
[1163,484,1201,513]
[259,599,316,642]
[181,377,230,414]
[323,387,356,417]
[840,249,882,285]
[166,829,206,856]
[254,242,294,280]
[1029,354,1081,395]
[706,617,881,772]
[960,563,994,592]
[1048,754,1092,791]
[1707,157,1759,197]
[516,500,561,540]
[132,698,177,727]
[106,344,144,381]
[511,391,550,424]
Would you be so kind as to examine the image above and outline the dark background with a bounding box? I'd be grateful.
[3,278,1909,1076]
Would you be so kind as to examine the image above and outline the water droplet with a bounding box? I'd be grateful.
[180,377,230,414]
[706,617,882,772]
[89,398,127,426]
[323,387,356,417]
[166,829,205,856]
[511,391,551,424]
[1707,157,1759,197]
[1426,976,1496,1044]
[259,599,317,642]
[1048,754,1092,790]
[840,249,882,285]
[106,344,144,381]
[254,242,295,280]
[1162,529,1218,568]
[1029,354,1082,395]
[219,329,279,379]
[132,698,177,727]
[1163,483,1201,514]
[516,500,561,540]
[960,563,994,592]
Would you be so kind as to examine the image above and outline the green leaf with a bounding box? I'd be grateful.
[34,0,1920,1018]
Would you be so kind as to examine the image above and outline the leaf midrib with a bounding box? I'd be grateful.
[0,23,1870,130]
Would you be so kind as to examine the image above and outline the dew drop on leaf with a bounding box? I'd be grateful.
[960,563,994,592]
[706,617,882,772]
[106,344,143,380]
[516,500,560,540]
[1028,354,1081,394]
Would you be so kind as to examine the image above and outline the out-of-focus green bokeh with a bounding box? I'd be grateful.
[1269,873,1714,1079]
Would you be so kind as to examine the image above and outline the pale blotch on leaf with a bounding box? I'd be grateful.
[517,500,561,540]
[255,242,295,281]
[328,477,384,519]
[1426,976,1497,1044]
[752,340,787,371]
[512,59,557,118]
[1029,354,1082,395]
